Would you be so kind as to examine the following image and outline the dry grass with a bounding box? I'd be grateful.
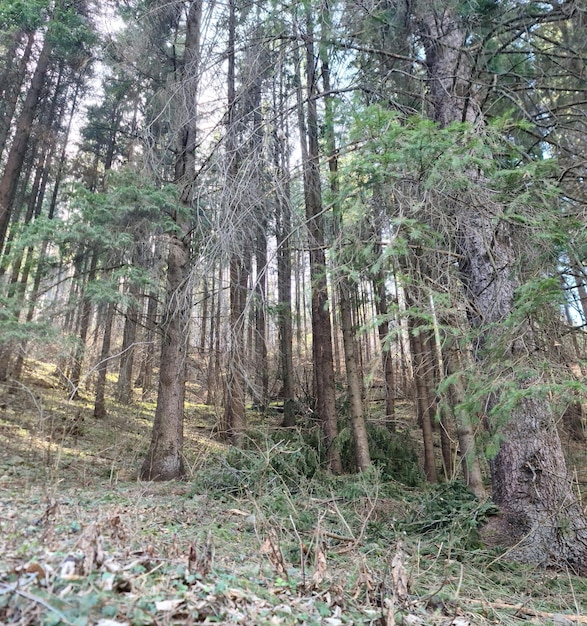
[1,366,587,625]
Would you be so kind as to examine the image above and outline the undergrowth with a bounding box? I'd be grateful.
[1,380,587,625]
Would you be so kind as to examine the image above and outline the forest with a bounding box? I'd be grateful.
[1,0,587,623]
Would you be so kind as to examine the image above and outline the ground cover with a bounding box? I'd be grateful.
[1,369,587,625]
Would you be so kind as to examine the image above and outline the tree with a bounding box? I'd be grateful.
[141,0,203,480]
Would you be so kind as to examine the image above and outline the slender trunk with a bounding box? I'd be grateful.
[372,241,396,424]
[254,223,269,409]
[0,32,52,250]
[443,341,486,498]
[139,291,158,399]
[297,13,340,472]
[340,279,371,471]
[0,31,35,161]
[117,283,139,404]
[199,278,209,353]
[221,0,248,443]
[276,168,296,427]
[408,326,437,482]
[70,250,99,400]
[93,302,115,419]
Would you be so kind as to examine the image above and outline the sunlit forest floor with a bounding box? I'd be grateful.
[1,362,587,625]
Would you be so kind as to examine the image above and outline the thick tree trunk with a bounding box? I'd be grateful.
[140,233,190,480]
[421,4,587,569]
[299,12,341,473]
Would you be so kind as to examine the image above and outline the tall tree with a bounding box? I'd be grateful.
[415,0,587,569]
[141,0,202,480]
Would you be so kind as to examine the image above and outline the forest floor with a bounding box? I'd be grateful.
[1,363,587,625]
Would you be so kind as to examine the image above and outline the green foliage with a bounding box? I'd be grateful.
[339,423,423,487]
[399,481,497,551]
[191,430,321,498]
[0,0,49,32]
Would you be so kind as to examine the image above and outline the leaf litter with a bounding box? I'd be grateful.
[2,381,587,625]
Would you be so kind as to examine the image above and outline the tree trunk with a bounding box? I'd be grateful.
[0,32,51,250]
[138,291,158,399]
[94,302,115,419]
[408,325,437,482]
[116,283,139,404]
[253,221,269,410]
[442,338,486,498]
[372,253,396,425]
[298,12,341,473]
[141,0,202,481]
[70,249,98,400]
[276,169,296,427]
[0,31,35,162]
[340,279,371,471]
[421,4,587,570]
[141,232,190,480]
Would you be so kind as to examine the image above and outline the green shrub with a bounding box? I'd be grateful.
[339,423,424,486]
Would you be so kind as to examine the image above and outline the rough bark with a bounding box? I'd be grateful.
[140,232,190,480]
[421,4,587,570]
[141,0,202,481]
[300,11,341,473]
[340,279,371,471]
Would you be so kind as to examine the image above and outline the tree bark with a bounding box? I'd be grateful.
[0,32,52,250]
[298,12,341,473]
[94,302,115,419]
[141,0,202,480]
[420,4,587,570]
[340,279,371,471]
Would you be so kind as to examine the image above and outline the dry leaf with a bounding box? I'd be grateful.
[311,544,328,587]
[260,529,288,577]
[155,599,184,612]
[24,562,46,580]
[390,542,409,602]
